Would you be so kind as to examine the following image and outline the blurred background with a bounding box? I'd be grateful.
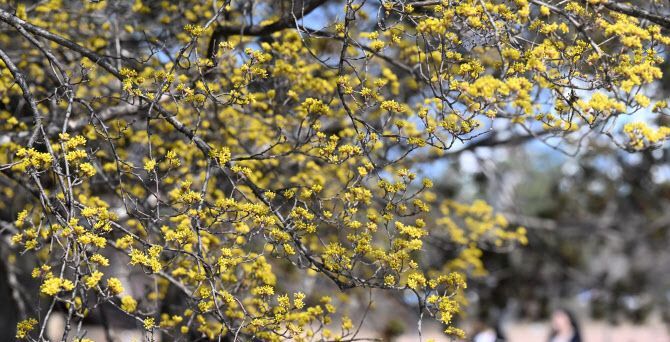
[358,129,670,341]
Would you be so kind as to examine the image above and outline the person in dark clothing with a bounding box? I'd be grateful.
[548,308,582,342]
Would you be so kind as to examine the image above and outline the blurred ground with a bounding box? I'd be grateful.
[391,320,670,342]
[503,320,670,342]
[47,312,670,342]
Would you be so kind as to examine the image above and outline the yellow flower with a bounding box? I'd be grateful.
[64,135,87,149]
[184,24,206,37]
[84,271,104,289]
[144,317,155,330]
[370,40,385,51]
[16,318,37,339]
[210,147,231,165]
[40,278,75,296]
[144,158,157,172]
[121,295,137,312]
[65,150,88,162]
[407,272,426,290]
[79,162,97,177]
[540,6,550,16]
[106,277,124,295]
[15,209,29,228]
[90,254,109,266]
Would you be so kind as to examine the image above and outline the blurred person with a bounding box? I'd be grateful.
[471,320,506,342]
[548,308,582,342]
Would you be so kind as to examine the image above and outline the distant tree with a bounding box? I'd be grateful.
[447,142,670,324]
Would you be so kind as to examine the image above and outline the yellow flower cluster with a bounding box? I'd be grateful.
[129,245,163,273]
[40,277,75,296]
[106,277,124,295]
[623,122,670,150]
[84,271,104,289]
[16,318,38,339]
[121,295,138,312]
[12,148,52,172]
